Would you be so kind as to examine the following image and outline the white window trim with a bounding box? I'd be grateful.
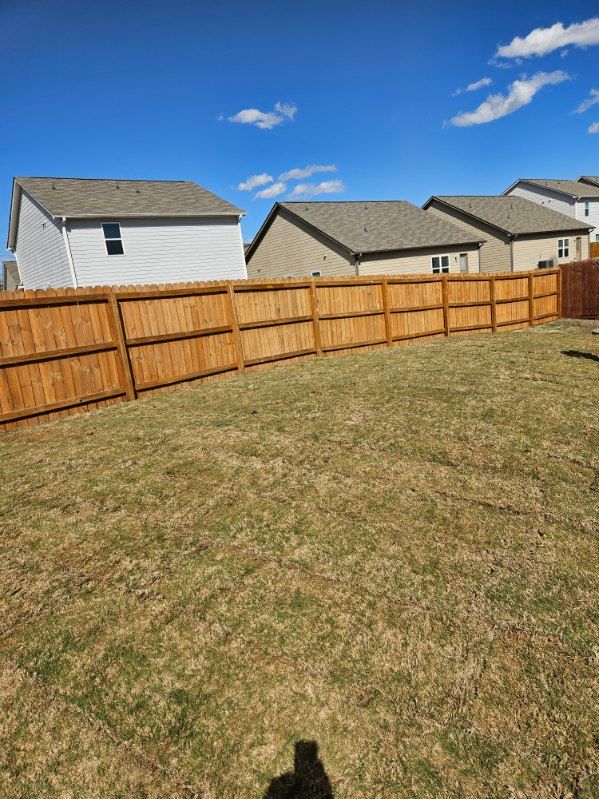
[431,254,450,274]
[102,222,125,256]
[584,201,589,217]
[557,238,569,259]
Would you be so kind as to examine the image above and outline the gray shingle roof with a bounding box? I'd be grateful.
[579,176,599,188]
[429,196,592,236]
[518,178,599,199]
[278,201,484,254]
[14,177,244,218]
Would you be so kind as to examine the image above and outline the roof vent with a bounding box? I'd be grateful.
[116,183,120,190]
[51,181,56,190]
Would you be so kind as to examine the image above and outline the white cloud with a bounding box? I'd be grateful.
[227,102,297,130]
[589,121,599,134]
[255,181,287,199]
[574,88,599,113]
[496,18,599,59]
[279,164,337,181]
[289,180,345,198]
[449,71,570,127]
[453,77,492,96]
[237,173,273,191]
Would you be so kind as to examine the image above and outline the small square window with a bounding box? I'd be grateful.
[106,239,125,255]
[311,271,321,277]
[102,222,124,256]
[432,255,450,274]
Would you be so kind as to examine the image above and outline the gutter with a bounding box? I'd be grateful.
[61,218,78,288]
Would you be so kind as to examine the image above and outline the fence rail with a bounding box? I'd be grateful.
[0,269,561,431]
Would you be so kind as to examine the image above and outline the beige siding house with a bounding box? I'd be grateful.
[246,201,484,279]
[423,196,591,272]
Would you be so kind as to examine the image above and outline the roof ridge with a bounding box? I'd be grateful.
[16,176,195,184]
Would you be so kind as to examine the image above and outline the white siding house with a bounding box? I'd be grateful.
[503,179,599,244]
[6,177,247,289]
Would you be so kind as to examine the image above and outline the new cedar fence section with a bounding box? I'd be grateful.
[0,269,560,431]
[560,259,599,319]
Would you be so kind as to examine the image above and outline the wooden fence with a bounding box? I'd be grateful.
[590,242,599,259]
[0,269,560,431]
[560,259,599,319]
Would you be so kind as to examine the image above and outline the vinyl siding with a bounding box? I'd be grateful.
[512,232,589,270]
[426,202,511,273]
[14,190,72,289]
[506,183,575,218]
[575,200,599,235]
[2,261,21,290]
[358,244,480,275]
[66,217,246,287]
[246,209,354,278]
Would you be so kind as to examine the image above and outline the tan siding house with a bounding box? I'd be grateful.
[246,207,353,278]
[426,202,511,273]
[423,196,592,273]
[246,201,484,279]
[359,244,480,275]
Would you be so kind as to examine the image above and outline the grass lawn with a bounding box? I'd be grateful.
[1,319,598,798]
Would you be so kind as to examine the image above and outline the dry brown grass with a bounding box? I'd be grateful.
[1,319,598,798]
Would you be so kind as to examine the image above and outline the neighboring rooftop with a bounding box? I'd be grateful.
[425,195,593,236]
[579,176,599,188]
[12,177,244,219]
[252,201,484,257]
[511,178,599,199]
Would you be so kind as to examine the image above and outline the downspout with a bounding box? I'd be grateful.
[509,235,515,271]
[354,253,362,276]
[61,217,78,288]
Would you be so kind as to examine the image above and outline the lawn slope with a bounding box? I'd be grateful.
[1,320,598,798]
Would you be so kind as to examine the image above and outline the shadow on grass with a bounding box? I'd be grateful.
[561,350,599,363]
[264,740,334,798]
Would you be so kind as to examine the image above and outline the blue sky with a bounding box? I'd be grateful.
[1,0,598,255]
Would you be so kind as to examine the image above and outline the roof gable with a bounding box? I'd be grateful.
[250,201,484,258]
[510,178,599,199]
[425,195,593,236]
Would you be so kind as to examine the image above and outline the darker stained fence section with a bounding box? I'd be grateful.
[560,259,599,320]
[0,269,562,431]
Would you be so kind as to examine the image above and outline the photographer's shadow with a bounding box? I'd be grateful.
[264,740,333,798]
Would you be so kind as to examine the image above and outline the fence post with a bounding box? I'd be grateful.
[381,278,393,347]
[489,275,497,333]
[309,280,323,356]
[528,274,535,326]
[107,292,137,400]
[441,276,450,336]
[557,267,563,319]
[227,283,245,371]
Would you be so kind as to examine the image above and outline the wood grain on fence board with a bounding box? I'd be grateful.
[0,268,565,430]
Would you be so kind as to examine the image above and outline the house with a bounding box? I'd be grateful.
[2,259,21,291]
[245,201,485,279]
[6,177,247,289]
[579,175,599,188]
[502,179,599,242]
[423,195,591,273]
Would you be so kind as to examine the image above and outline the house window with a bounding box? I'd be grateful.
[584,201,590,217]
[557,238,569,258]
[311,271,321,277]
[102,223,124,255]
[432,255,450,274]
